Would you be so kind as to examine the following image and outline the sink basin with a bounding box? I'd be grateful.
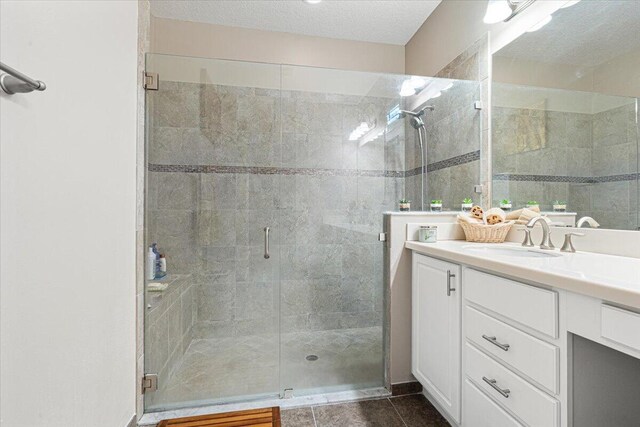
[462,245,562,258]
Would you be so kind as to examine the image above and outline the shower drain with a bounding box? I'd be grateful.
[306,355,319,361]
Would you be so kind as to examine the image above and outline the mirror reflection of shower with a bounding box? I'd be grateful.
[400,105,434,211]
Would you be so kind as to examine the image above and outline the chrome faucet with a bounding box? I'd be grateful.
[526,217,553,250]
[576,216,600,228]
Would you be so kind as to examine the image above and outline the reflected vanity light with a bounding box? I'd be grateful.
[349,121,374,141]
[400,76,428,97]
[483,0,512,23]
[360,128,386,146]
[483,0,536,24]
[303,0,322,4]
[526,15,552,32]
[400,80,416,97]
[400,77,450,98]
[560,0,581,8]
[409,76,426,89]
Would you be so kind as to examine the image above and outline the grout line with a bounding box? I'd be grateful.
[310,406,318,427]
[387,397,408,427]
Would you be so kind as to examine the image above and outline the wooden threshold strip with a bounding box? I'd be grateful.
[157,407,281,427]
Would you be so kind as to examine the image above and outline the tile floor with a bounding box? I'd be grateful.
[147,327,383,411]
[281,394,450,427]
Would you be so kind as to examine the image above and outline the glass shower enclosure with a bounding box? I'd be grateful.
[143,53,481,412]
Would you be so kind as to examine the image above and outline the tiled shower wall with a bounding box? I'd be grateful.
[403,36,487,210]
[492,102,639,229]
[144,275,195,399]
[146,81,404,344]
[404,82,481,209]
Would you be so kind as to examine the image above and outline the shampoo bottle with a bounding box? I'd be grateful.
[158,254,167,278]
[147,247,156,280]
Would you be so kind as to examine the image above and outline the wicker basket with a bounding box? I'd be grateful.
[458,220,514,243]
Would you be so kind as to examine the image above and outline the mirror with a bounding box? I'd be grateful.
[492,0,639,230]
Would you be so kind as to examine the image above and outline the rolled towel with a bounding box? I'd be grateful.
[516,208,541,224]
[506,206,541,220]
[483,207,507,225]
[506,208,523,221]
[470,205,484,220]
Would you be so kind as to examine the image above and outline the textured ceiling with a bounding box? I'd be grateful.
[150,0,441,45]
[496,0,640,67]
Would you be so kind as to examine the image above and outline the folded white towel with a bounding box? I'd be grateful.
[147,282,168,292]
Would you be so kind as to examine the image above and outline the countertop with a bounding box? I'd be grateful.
[406,240,640,309]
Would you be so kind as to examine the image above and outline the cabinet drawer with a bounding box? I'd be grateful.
[601,305,640,352]
[465,306,559,394]
[465,342,559,427]
[463,379,523,427]
[464,269,558,337]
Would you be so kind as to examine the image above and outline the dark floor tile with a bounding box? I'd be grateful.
[281,407,315,427]
[313,399,404,427]
[390,394,450,427]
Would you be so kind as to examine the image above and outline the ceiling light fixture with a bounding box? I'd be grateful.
[526,15,552,32]
[483,0,536,24]
[303,0,322,4]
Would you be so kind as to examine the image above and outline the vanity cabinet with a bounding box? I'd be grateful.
[409,243,640,427]
[412,253,561,426]
[411,253,461,423]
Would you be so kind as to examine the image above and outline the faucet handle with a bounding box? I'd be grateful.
[519,228,534,247]
[561,232,584,253]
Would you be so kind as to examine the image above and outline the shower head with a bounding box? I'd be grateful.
[399,105,433,129]
[407,115,425,130]
[399,105,435,118]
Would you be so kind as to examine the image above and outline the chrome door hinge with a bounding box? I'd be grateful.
[144,72,159,90]
[474,184,484,194]
[378,232,387,242]
[474,101,483,110]
[142,374,158,393]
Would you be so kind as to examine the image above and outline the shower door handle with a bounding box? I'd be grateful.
[264,227,270,259]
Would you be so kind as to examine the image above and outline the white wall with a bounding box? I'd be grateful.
[405,0,567,76]
[151,17,406,74]
[0,2,138,426]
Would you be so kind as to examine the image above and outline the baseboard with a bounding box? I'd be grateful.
[390,381,423,396]
[126,414,137,427]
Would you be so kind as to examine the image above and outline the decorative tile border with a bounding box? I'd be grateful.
[148,163,405,178]
[494,173,639,183]
[405,150,481,177]
[149,150,482,178]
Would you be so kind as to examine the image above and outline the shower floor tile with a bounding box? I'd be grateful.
[146,327,382,411]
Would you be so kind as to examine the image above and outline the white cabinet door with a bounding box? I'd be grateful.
[412,253,461,423]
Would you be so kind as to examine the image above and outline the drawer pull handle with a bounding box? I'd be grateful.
[483,377,511,398]
[447,270,456,296]
[482,335,510,351]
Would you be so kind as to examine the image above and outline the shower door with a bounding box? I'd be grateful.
[144,54,283,411]
[143,54,396,412]
[277,66,404,395]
